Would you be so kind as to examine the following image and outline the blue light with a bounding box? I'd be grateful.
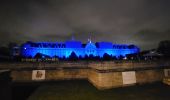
[20,41,140,58]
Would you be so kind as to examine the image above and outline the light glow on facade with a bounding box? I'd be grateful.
[21,41,140,58]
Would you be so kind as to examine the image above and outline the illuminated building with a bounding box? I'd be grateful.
[20,40,140,58]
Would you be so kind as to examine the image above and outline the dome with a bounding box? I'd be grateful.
[85,42,97,56]
[85,42,96,49]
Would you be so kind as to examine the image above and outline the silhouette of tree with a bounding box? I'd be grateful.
[0,46,10,56]
[157,40,170,57]
[94,56,100,61]
[103,53,112,60]
[112,56,117,60]
[118,55,124,60]
[28,56,32,58]
[53,55,59,58]
[8,42,18,56]
[84,54,89,60]
[79,55,83,60]
[62,56,66,60]
[34,53,42,59]
[69,51,78,61]
[89,54,95,60]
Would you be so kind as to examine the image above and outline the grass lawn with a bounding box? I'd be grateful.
[28,80,170,100]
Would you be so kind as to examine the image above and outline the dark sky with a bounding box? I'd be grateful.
[0,0,170,50]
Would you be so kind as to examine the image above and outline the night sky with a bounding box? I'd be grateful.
[0,0,170,50]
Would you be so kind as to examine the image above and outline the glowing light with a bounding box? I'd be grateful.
[20,41,140,58]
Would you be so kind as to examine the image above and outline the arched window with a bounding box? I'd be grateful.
[62,44,66,48]
[58,44,61,48]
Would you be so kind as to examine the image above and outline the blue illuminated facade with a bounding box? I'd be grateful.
[20,40,140,58]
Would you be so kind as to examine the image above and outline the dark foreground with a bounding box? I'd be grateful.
[10,81,170,100]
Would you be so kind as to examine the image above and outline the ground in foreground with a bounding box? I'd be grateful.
[26,80,170,100]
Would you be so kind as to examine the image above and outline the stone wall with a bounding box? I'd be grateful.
[11,68,88,82]
[136,69,164,84]
[8,61,170,89]
[11,68,165,89]
[1,61,167,69]
[88,69,164,89]
[11,71,32,81]
[88,69,123,89]
[46,69,88,80]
